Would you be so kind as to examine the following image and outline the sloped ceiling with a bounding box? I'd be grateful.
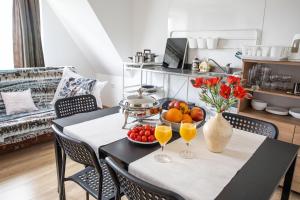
[46,0,131,76]
[41,1,95,77]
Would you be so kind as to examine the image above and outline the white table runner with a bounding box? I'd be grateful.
[129,128,266,200]
[63,113,127,155]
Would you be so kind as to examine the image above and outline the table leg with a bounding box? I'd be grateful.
[281,156,296,200]
[54,138,62,193]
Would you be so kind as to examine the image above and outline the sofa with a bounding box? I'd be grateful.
[0,67,72,154]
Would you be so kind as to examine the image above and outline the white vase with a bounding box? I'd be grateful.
[203,112,233,153]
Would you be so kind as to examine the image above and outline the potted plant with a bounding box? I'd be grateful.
[191,76,251,152]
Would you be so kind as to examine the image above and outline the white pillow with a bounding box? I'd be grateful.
[92,80,107,108]
[1,89,38,115]
[52,68,107,108]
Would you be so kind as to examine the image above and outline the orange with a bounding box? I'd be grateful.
[165,108,183,123]
[181,114,193,123]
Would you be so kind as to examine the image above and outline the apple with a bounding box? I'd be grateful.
[168,100,176,109]
[173,101,181,109]
[190,107,204,121]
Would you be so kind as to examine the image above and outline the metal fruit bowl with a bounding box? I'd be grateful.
[160,109,206,132]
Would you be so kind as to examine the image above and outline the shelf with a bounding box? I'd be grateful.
[239,108,300,126]
[125,65,213,78]
[243,59,300,66]
[245,88,300,99]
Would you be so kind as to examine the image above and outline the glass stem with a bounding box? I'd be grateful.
[161,145,164,153]
[186,142,190,152]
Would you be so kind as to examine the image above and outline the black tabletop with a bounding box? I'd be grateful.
[215,138,298,200]
[99,133,181,166]
[52,106,299,200]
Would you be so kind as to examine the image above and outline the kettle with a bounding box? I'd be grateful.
[289,34,300,61]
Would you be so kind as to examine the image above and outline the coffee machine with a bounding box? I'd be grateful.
[289,34,300,61]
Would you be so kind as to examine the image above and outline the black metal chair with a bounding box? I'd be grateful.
[54,94,98,118]
[52,125,116,200]
[222,112,278,139]
[105,157,185,200]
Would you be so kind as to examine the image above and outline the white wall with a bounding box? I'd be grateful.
[96,0,170,106]
[41,0,95,77]
[43,0,300,106]
[88,0,133,60]
[0,0,13,69]
[132,0,170,56]
[46,0,124,76]
[262,0,300,45]
[126,0,300,104]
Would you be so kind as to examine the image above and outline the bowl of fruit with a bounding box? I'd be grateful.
[127,124,158,145]
[160,100,206,131]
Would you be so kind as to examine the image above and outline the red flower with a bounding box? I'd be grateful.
[204,77,220,87]
[227,75,241,85]
[233,85,247,99]
[219,84,231,99]
[191,77,204,88]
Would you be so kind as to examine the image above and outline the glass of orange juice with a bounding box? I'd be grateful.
[179,122,197,159]
[154,123,172,163]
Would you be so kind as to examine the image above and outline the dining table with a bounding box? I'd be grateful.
[52,106,299,200]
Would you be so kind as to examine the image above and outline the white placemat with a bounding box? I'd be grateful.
[128,128,266,200]
[63,113,127,155]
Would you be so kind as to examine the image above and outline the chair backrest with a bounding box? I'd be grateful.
[54,94,98,118]
[51,125,101,171]
[105,157,185,200]
[222,112,278,139]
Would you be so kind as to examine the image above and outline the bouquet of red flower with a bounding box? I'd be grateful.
[191,76,251,113]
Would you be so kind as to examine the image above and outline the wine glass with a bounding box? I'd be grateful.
[179,122,197,159]
[154,123,173,163]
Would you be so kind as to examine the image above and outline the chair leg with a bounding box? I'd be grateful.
[59,153,66,200]
[54,138,62,193]
[86,192,89,200]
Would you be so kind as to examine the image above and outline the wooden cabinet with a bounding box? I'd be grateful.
[292,127,300,192]
[239,59,300,193]
[276,122,295,143]
[294,126,300,155]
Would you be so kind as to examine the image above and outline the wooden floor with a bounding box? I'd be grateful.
[0,142,299,200]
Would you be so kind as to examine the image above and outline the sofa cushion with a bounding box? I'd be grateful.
[52,67,107,108]
[1,89,38,115]
[0,66,75,115]
[0,106,55,143]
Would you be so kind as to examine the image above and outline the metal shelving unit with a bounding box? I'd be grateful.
[122,62,216,101]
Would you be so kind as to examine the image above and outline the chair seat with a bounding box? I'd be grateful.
[67,163,116,200]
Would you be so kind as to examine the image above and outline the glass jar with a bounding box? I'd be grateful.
[192,58,200,71]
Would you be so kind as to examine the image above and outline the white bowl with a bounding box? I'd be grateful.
[251,99,267,111]
[289,108,300,119]
[266,106,289,116]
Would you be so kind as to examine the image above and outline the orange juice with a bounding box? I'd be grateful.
[180,123,196,142]
[155,125,172,145]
